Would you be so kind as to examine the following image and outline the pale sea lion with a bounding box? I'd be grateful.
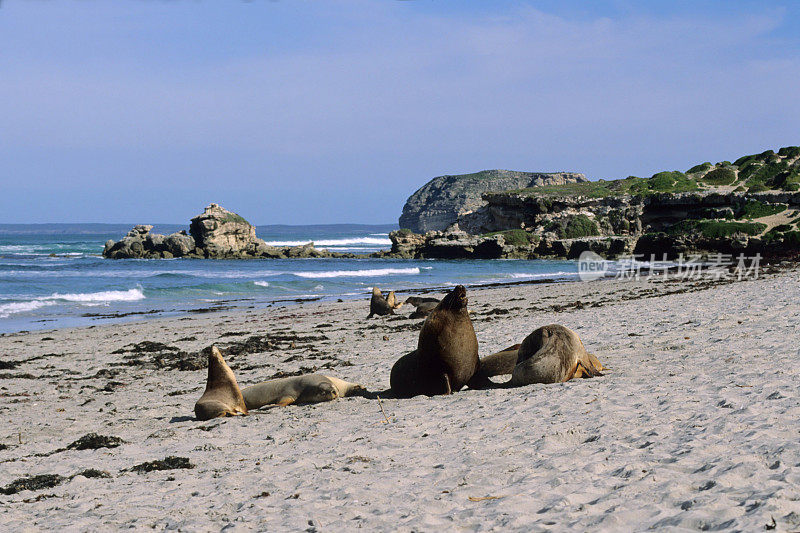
[242,374,365,409]
[386,291,403,310]
[194,347,365,420]
[367,287,394,318]
[389,285,479,397]
[194,346,248,420]
[509,324,603,386]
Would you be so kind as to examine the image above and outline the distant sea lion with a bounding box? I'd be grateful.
[367,287,394,318]
[404,296,440,307]
[194,347,365,421]
[409,300,438,319]
[389,285,479,397]
[386,291,403,310]
[509,324,603,386]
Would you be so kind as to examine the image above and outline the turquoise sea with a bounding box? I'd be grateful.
[0,224,584,333]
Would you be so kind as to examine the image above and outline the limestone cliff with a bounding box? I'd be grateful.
[398,169,587,232]
[388,146,800,259]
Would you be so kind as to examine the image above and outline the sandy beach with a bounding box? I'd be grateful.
[1,268,799,531]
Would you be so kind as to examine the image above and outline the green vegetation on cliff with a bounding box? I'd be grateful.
[510,145,799,198]
[687,162,712,174]
[667,220,767,239]
[481,229,535,246]
[512,171,698,198]
[700,167,736,185]
[564,215,600,238]
[740,200,787,219]
[221,213,250,225]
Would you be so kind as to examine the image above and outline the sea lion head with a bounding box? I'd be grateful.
[324,376,368,398]
[371,287,382,296]
[439,285,468,311]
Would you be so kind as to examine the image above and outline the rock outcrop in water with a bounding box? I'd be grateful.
[399,170,588,233]
[189,204,260,258]
[103,204,356,260]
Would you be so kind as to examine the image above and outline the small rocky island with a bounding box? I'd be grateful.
[387,146,800,260]
[103,204,353,259]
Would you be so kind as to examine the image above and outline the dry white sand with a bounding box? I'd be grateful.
[1,268,799,531]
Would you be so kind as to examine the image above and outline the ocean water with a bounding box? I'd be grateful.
[0,224,582,333]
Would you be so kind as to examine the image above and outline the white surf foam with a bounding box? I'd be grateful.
[293,267,421,279]
[48,288,145,303]
[506,271,577,279]
[254,281,270,288]
[263,237,391,247]
[0,288,146,318]
[0,300,56,317]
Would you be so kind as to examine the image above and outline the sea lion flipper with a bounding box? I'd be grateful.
[574,360,603,379]
[442,373,452,395]
[277,396,296,407]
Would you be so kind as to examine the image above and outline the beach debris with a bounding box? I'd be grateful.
[129,456,194,474]
[73,469,111,479]
[468,495,504,502]
[66,433,124,451]
[376,395,391,424]
[1,474,66,495]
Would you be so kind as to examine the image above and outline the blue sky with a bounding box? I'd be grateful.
[1,1,798,224]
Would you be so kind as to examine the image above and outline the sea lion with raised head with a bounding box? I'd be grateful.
[194,347,365,420]
[386,291,403,310]
[389,285,479,397]
[194,346,249,420]
[509,324,603,386]
[367,287,395,318]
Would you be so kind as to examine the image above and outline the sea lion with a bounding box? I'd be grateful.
[409,300,439,319]
[386,291,403,310]
[473,343,521,379]
[404,296,440,307]
[242,374,365,409]
[389,285,479,397]
[509,324,603,386]
[194,347,365,420]
[194,346,248,420]
[367,287,394,318]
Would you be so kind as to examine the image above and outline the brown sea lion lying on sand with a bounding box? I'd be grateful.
[390,285,479,397]
[471,325,604,387]
[194,347,365,421]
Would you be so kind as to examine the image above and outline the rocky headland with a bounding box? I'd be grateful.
[390,146,800,260]
[103,204,356,260]
[398,169,587,233]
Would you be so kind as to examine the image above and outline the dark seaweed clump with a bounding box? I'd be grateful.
[130,456,194,474]
[73,469,111,479]
[1,474,66,495]
[67,433,124,451]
